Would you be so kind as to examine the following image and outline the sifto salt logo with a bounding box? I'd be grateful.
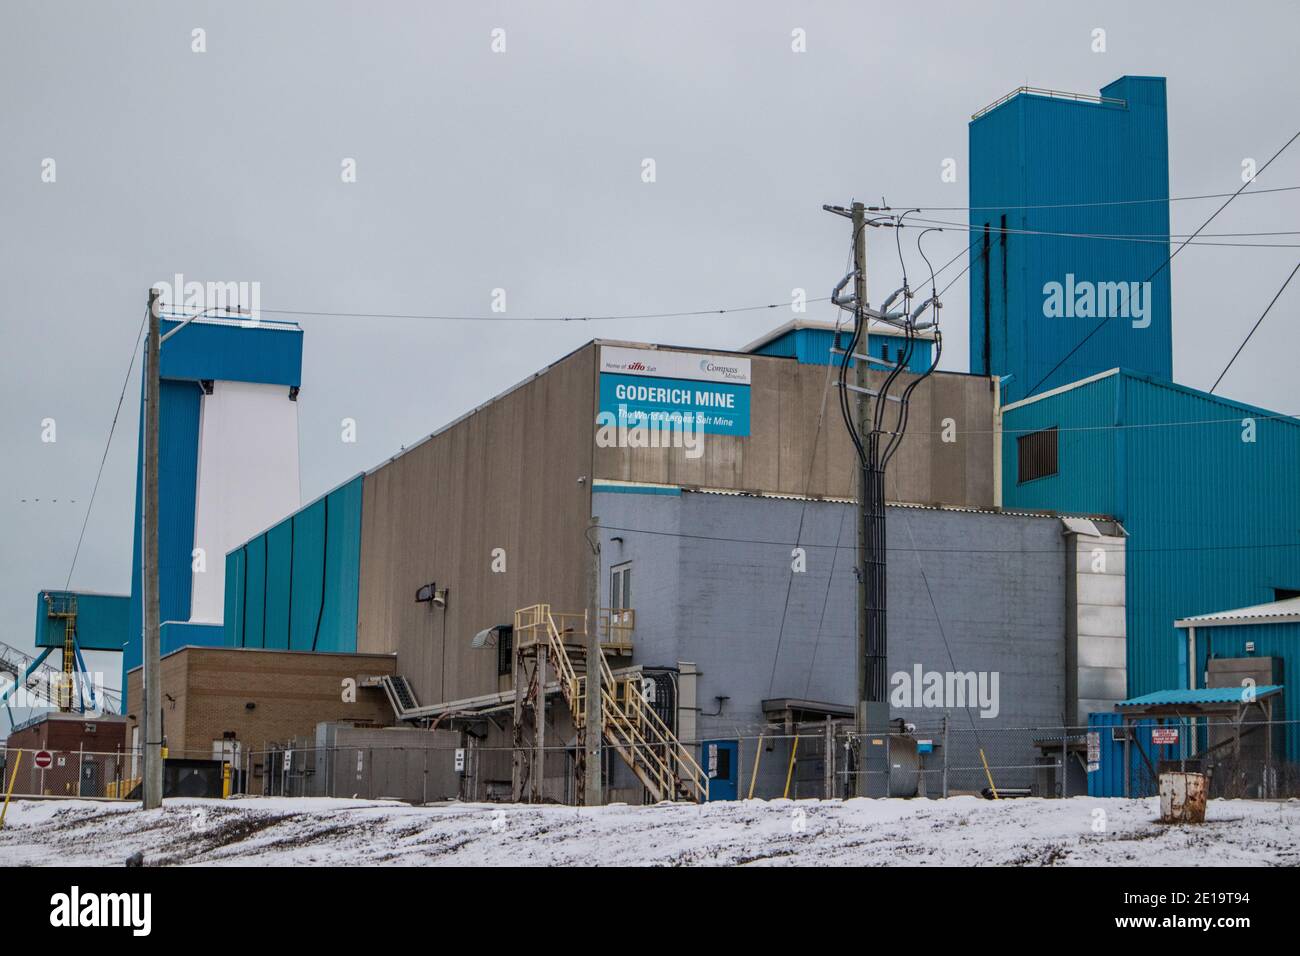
[600,346,752,385]
[50,886,151,936]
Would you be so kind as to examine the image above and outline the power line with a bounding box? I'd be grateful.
[596,521,1300,556]
[63,306,150,591]
[1023,127,1300,397]
[879,183,1300,213]
[899,214,1300,248]
[241,298,832,323]
[1210,260,1300,393]
[886,410,1300,438]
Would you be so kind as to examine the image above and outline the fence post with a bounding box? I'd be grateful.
[77,745,84,798]
[941,715,949,799]
[1061,730,1068,798]
[823,719,833,800]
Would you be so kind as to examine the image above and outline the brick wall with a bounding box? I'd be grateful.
[125,646,397,767]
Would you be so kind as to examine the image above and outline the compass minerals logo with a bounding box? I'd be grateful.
[49,887,151,936]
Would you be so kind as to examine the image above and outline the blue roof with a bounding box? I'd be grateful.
[1117,686,1283,708]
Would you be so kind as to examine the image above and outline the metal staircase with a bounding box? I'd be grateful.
[514,604,708,803]
[379,674,420,720]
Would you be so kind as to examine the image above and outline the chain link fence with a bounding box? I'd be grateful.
[6,718,1298,804]
[1,747,138,799]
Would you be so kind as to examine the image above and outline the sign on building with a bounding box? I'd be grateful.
[598,346,752,436]
[1152,727,1179,745]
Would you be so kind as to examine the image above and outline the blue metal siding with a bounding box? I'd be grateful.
[35,591,129,652]
[223,475,363,653]
[159,320,303,388]
[971,77,1173,404]
[1006,371,1300,698]
[1120,376,1300,696]
[753,327,933,372]
[123,379,202,707]
[1001,372,1119,516]
[1195,624,1299,761]
[1087,711,1185,797]
[159,621,223,655]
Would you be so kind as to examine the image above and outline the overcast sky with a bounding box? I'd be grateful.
[2,1,1298,705]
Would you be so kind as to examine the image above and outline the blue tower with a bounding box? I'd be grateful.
[122,313,304,708]
[969,77,1173,404]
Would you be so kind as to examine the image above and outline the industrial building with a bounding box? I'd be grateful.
[121,313,306,701]
[972,78,1300,792]
[193,324,1124,802]
[20,74,1293,805]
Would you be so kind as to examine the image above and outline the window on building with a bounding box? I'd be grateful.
[881,341,891,363]
[497,626,514,676]
[1017,426,1059,483]
[611,563,632,625]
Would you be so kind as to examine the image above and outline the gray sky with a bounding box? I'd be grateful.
[2,1,1298,707]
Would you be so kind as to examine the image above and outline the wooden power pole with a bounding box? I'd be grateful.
[142,288,163,810]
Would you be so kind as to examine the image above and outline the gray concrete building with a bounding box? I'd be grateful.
[591,487,1125,796]
[229,323,1126,802]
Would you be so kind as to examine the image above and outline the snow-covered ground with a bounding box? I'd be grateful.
[1,795,1297,866]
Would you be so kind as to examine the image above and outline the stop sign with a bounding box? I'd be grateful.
[34,750,53,769]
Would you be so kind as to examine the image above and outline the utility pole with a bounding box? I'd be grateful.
[142,288,163,810]
[583,518,602,805]
[824,200,943,798]
[851,201,888,797]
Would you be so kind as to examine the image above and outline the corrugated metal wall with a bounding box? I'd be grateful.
[124,379,203,705]
[159,318,302,387]
[970,77,1173,404]
[1001,371,1120,516]
[1006,371,1300,697]
[1196,624,1299,761]
[753,327,934,373]
[223,475,364,653]
[1086,712,1183,797]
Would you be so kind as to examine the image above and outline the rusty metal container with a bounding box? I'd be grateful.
[1159,771,1207,823]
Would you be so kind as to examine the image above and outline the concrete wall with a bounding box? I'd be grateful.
[594,489,1081,794]
[593,341,996,507]
[356,345,597,707]
[351,338,995,716]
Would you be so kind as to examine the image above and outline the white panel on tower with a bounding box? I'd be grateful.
[189,381,301,623]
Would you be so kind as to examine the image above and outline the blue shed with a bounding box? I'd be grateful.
[1177,597,1300,761]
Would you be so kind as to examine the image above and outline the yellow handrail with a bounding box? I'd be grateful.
[516,603,708,802]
